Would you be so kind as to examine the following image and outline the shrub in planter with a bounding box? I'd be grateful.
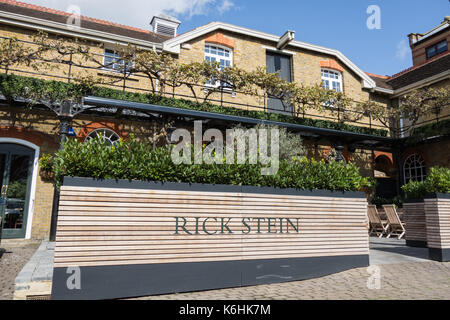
[39,153,55,181]
[371,195,404,208]
[50,136,375,193]
[402,166,450,199]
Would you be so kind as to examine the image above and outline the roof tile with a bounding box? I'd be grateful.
[0,0,170,43]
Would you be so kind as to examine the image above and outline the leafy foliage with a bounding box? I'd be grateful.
[0,73,96,107]
[1,32,448,139]
[1,73,388,136]
[402,166,450,199]
[50,136,374,192]
[227,123,307,162]
[355,86,450,137]
[405,119,450,145]
[371,195,404,208]
[39,153,54,172]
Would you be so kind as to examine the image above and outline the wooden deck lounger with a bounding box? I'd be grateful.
[367,205,389,237]
[382,205,406,239]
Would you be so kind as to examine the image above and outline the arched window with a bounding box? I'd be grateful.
[85,128,120,146]
[404,154,426,184]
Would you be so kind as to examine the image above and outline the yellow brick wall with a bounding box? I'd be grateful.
[176,30,387,131]
[31,174,54,239]
[401,78,450,137]
[0,24,390,133]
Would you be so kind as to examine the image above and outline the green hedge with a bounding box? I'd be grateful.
[50,136,375,192]
[371,195,404,208]
[402,166,450,199]
[0,73,388,136]
[406,119,450,145]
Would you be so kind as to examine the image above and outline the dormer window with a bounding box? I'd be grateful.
[150,14,181,38]
[426,40,448,59]
[321,69,342,92]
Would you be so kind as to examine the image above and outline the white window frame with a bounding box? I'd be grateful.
[103,48,133,74]
[321,68,343,92]
[85,128,121,147]
[403,153,427,184]
[204,43,233,89]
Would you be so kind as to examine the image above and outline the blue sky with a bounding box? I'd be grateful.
[23,0,450,76]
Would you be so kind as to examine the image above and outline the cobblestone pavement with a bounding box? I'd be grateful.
[133,261,450,300]
[0,240,41,300]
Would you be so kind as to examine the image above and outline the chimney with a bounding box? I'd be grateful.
[150,14,181,38]
[408,33,423,47]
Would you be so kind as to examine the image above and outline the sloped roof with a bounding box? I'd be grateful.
[163,21,379,90]
[366,73,393,90]
[0,0,170,44]
[387,52,450,90]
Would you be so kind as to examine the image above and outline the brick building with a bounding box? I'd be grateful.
[0,1,447,239]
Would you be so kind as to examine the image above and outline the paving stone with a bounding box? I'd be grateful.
[0,240,40,300]
[133,261,450,300]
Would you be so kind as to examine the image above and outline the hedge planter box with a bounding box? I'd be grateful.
[403,200,427,248]
[425,194,450,262]
[51,177,370,300]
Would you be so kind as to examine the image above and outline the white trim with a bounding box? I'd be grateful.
[0,138,40,240]
[0,10,163,51]
[404,153,427,184]
[373,86,394,95]
[262,45,296,55]
[163,22,377,89]
[392,70,450,97]
[414,23,450,45]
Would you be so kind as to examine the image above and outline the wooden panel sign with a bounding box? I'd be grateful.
[51,177,369,299]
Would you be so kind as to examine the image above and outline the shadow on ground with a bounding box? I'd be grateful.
[369,237,430,265]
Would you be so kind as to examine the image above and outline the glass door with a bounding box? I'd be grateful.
[0,144,35,239]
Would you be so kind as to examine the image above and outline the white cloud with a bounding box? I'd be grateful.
[20,0,235,29]
[395,39,409,60]
[218,0,233,14]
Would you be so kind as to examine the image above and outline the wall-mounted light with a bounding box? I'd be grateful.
[67,126,77,137]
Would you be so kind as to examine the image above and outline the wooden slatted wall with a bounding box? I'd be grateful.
[404,202,427,244]
[425,197,450,249]
[54,185,369,268]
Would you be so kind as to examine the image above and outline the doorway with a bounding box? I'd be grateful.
[0,143,35,239]
[266,51,294,115]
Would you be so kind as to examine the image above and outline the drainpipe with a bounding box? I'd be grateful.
[277,30,295,50]
[393,146,404,197]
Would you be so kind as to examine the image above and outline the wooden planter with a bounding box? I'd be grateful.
[51,176,370,300]
[403,200,427,248]
[425,194,450,262]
